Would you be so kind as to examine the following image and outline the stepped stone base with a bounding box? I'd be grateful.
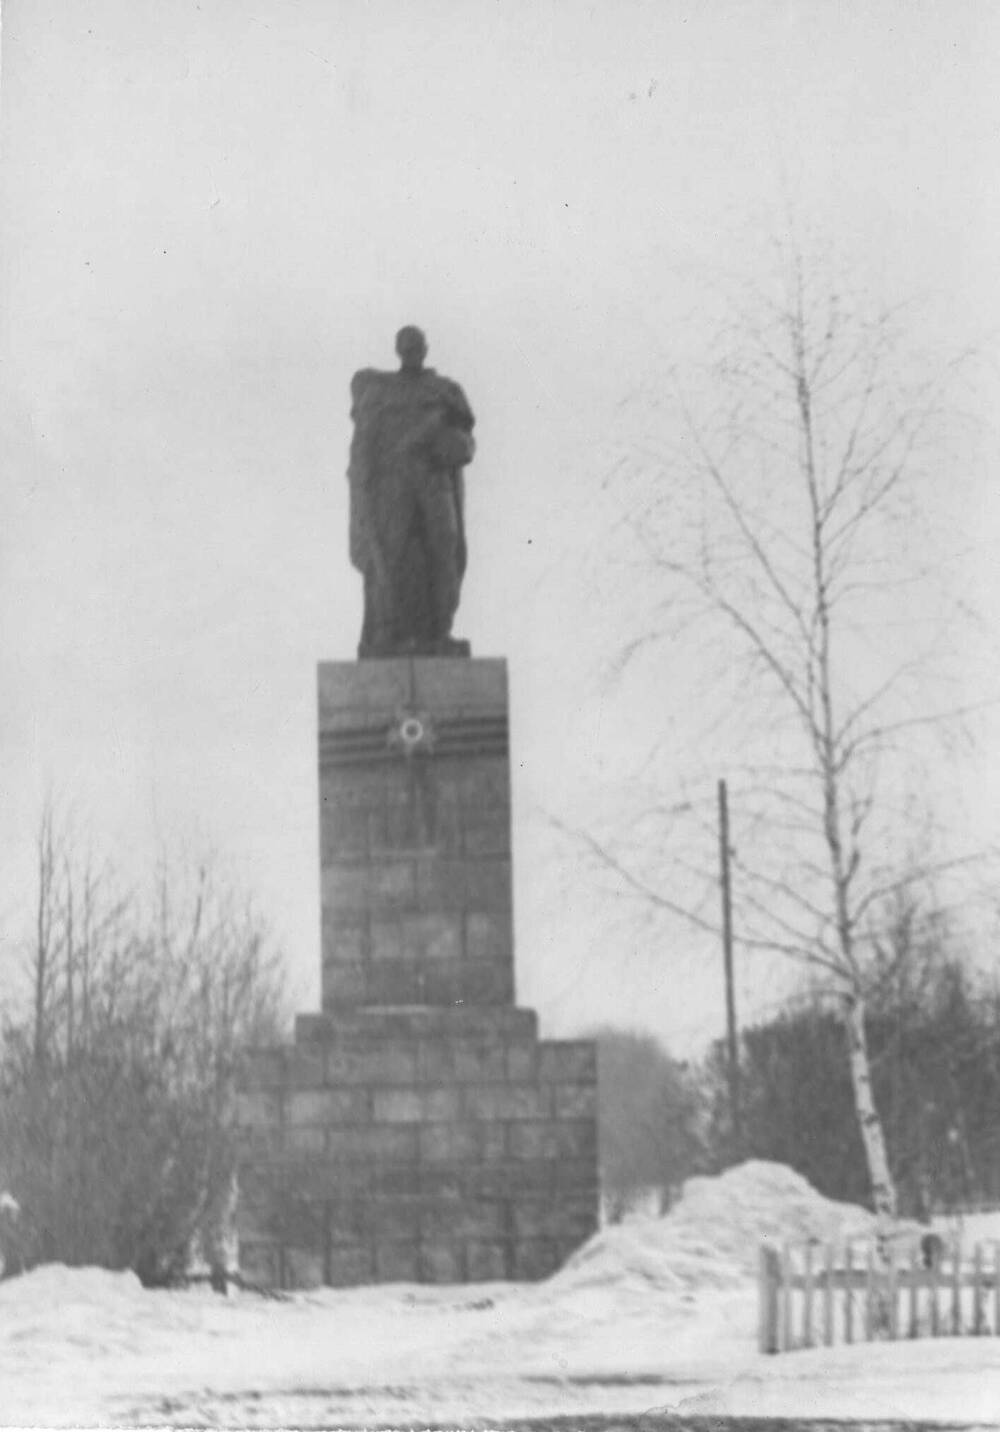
[236,657,599,1288]
[237,1008,598,1287]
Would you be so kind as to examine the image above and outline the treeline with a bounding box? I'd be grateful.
[594,923,1000,1219]
[0,810,285,1284]
[724,951,1000,1216]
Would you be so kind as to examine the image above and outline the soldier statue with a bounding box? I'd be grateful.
[347,326,475,658]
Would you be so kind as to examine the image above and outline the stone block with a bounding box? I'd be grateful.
[318,659,412,728]
[372,1087,461,1124]
[507,1119,597,1162]
[369,918,403,962]
[469,1162,552,1200]
[366,960,421,1005]
[319,792,369,862]
[322,912,367,965]
[370,1087,421,1124]
[465,911,512,965]
[464,858,512,912]
[342,1007,537,1040]
[459,1037,509,1081]
[285,1048,326,1089]
[511,1199,554,1241]
[322,963,367,1010]
[326,1125,419,1164]
[419,961,465,1005]
[505,1040,537,1081]
[451,1159,504,1197]
[364,860,414,912]
[295,1013,337,1043]
[359,1043,419,1086]
[414,1039,451,1085]
[419,1167,465,1199]
[552,1158,601,1193]
[402,912,463,962]
[410,656,508,712]
[420,1240,463,1283]
[372,1164,423,1198]
[480,1122,507,1164]
[462,815,510,858]
[415,857,467,913]
[463,1084,549,1122]
[322,1043,367,1083]
[466,1240,510,1281]
[375,1243,421,1282]
[513,1239,561,1281]
[463,961,514,1005]
[422,1200,502,1241]
[327,1246,375,1286]
[418,1037,506,1084]
[274,1193,326,1245]
[429,783,463,855]
[565,1199,599,1242]
[326,1198,373,1245]
[558,1119,598,1161]
[234,1089,282,1128]
[238,1161,286,1207]
[286,1126,326,1156]
[321,862,370,913]
[366,798,389,855]
[419,1122,481,1165]
[372,1197,422,1242]
[552,1082,598,1119]
[539,1042,597,1083]
[238,1203,283,1246]
[460,756,510,803]
[240,1050,286,1090]
[384,779,433,851]
[461,772,511,856]
[287,1088,369,1127]
[513,1196,596,1243]
[291,1161,363,1202]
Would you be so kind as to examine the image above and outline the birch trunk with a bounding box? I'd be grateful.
[844,991,897,1267]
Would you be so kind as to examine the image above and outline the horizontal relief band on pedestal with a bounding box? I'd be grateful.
[319,716,509,768]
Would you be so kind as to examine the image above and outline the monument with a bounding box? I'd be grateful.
[236,330,599,1287]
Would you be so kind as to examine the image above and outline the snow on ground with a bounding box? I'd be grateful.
[1,1162,999,1427]
[938,1209,1000,1246]
[557,1159,876,1295]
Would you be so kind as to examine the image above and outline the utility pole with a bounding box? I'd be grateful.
[718,778,741,1155]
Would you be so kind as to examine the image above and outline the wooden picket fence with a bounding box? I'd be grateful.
[758,1238,1000,1353]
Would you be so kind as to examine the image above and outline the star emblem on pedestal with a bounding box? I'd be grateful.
[387,707,436,757]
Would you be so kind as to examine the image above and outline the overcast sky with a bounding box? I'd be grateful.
[2,0,999,1052]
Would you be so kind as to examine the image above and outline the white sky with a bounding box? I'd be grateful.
[2,0,999,1053]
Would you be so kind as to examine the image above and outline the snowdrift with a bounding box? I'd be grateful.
[554,1158,875,1293]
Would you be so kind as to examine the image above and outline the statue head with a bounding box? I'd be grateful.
[395,325,427,373]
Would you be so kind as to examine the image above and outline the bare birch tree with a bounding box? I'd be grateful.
[591,245,988,1262]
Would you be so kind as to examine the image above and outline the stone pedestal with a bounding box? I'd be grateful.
[236,659,599,1287]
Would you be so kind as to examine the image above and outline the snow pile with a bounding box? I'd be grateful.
[0,1263,219,1365]
[555,1160,874,1294]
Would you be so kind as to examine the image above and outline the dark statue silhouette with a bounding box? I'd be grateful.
[347,327,475,658]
